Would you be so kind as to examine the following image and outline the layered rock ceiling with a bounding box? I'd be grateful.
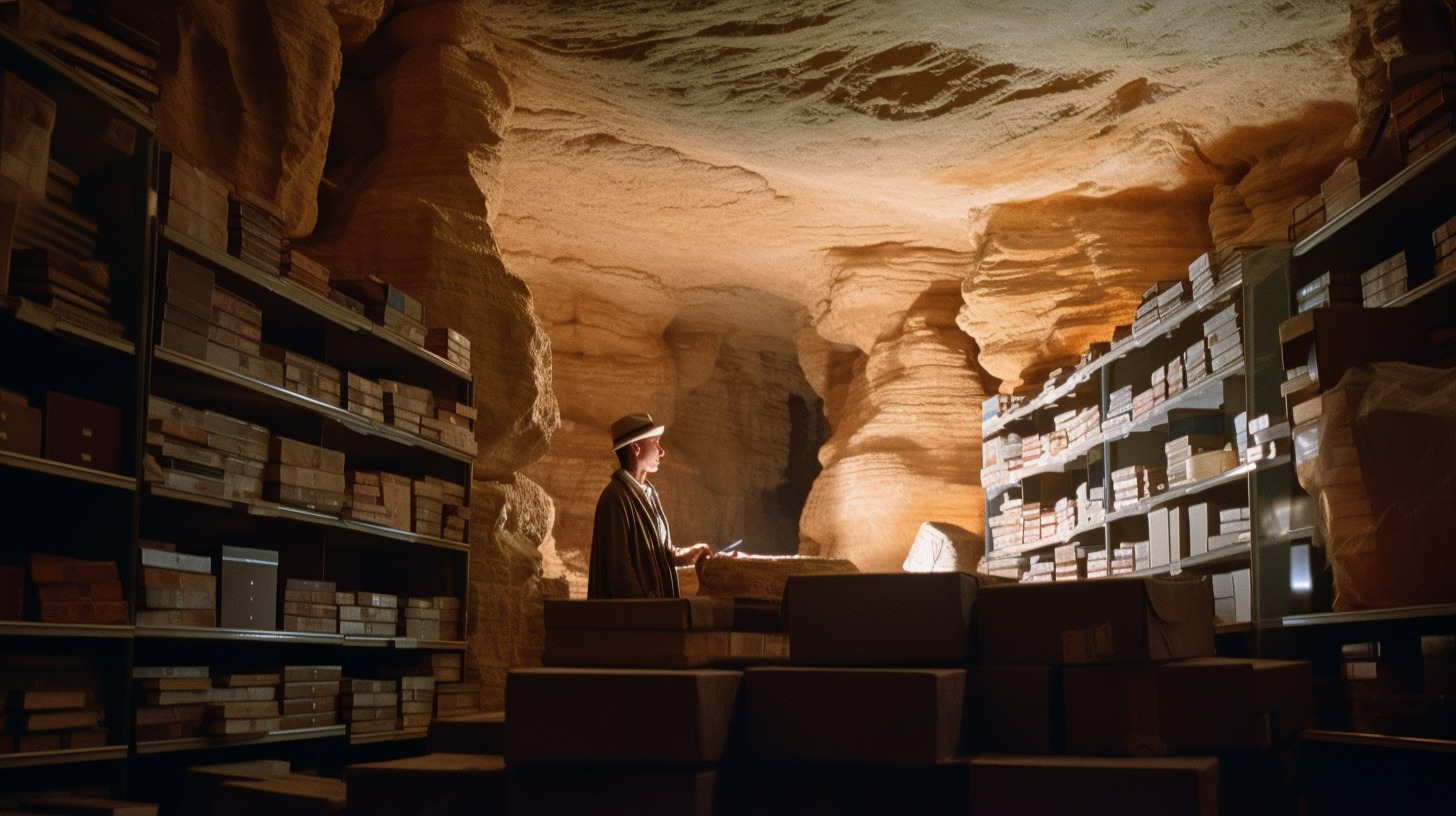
[142,0,1448,702]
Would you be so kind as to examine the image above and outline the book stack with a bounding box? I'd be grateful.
[1217,244,1265,286]
[1131,541,1152,572]
[379,379,432,436]
[1077,482,1104,528]
[1053,543,1083,582]
[158,153,228,251]
[29,554,127,624]
[1247,413,1292,461]
[281,578,338,635]
[207,671,281,735]
[1102,385,1133,432]
[434,679,482,719]
[8,249,125,337]
[398,596,461,643]
[1436,214,1456,279]
[1110,465,1165,510]
[1155,279,1187,320]
[227,193,284,275]
[280,665,342,731]
[1214,507,1252,548]
[0,71,53,200]
[15,173,95,262]
[1187,251,1218,300]
[1182,339,1209,387]
[1019,432,1043,465]
[1109,545,1136,576]
[376,669,435,731]
[262,345,341,407]
[282,247,331,297]
[1295,270,1361,313]
[1203,302,1243,373]
[979,434,1019,491]
[136,542,216,628]
[145,396,268,501]
[341,470,388,526]
[264,437,346,514]
[425,327,470,369]
[159,251,283,386]
[337,591,397,638]
[426,652,463,683]
[1289,193,1326,242]
[5,0,159,114]
[1021,556,1055,583]
[439,479,469,543]
[1361,252,1408,307]
[1392,68,1456,164]
[1131,281,1175,338]
[1165,433,1226,487]
[981,394,1027,424]
[981,553,1029,580]
[208,285,265,362]
[988,496,1023,551]
[1019,499,1043,550]
[1320,157,1392,220]
[1165,355,1185,398]
[1131,385,1157,422]
[411,478,444,538]
[1211,569,1251,623]
[133,665,209,742]
[1084,548,1109,579]
[0,654,105,752]
[335,276,427,345]
[1149,365,1168,410]
[1054,404,1099,449]
[344,373,385,422]
[341,678,398,736]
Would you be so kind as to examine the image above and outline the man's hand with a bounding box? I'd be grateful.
[673,543,713,566]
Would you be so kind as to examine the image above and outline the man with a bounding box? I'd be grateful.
[587,413,713,599]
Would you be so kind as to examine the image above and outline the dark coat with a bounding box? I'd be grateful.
[587,470,678,599]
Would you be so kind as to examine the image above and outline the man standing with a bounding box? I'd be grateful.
[587,413,712,599]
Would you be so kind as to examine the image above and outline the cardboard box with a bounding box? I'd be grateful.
[0,397,42,456]
[509,768,735,816]
[783,571,979,666]
[344,753,507,816]
[971,664,1062,754]
[43,390,122,473]
[966,755,1219,816]
[976,578,1215,665]
[219,546,278,630]
[505,668,742,766]
[744,666,965,765]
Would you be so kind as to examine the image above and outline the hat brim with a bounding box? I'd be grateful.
[612,424,665,450]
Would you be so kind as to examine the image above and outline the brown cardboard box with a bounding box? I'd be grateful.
[509,768,736,816]
[505,668,742,766]
[343,753,507,816]
[0,397,42,456]
[542,629,735,669]
[966,754,1219,815]
[543,597,733,631]
[43,390,122,473]
[976,577,1215,665]
[972,664,1063,754]
[213,775,347,816]
[744,666,965,765]
[783,571,979,666]
[747,763,856,816]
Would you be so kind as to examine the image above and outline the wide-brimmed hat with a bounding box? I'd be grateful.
[610,413,665,450]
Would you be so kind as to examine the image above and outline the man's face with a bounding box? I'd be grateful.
[633,436,665,473]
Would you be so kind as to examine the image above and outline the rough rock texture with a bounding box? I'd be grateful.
[903,522,984,573]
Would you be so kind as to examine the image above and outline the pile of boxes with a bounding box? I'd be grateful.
[341,677,398,737]
[1360,252,1409,307]
[281,665,342,731]
[263,437,346,515]
[137,542,216,628]
[1110,464,1166,510]
[1434,213,1456,280]
[401,596,461,641]
[1296,270,1361,313]
[160,251,282,387]
[281,578,338,635]
[1392,68,1455,164]
[1321,157,1391,220]
[335,275,427,346]
[206,670,282,736]
[227,192,284,276]
[264,346,341,407]
[7,247,123,338]
[344,373,386,423]
[27,554,127,625]
[282,247,332,298]
[159,152,228,253]
[338,591,399,638]
[425,327,470,369]
[146,396,268,502]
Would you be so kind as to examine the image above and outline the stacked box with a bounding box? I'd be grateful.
[375,670,435,730]
[1187,252,1219,300]
[1289,193,1326,242]
[425,327,471,369]
[227,193,284,275]
[338,591,398,638]
[13,177,96,262]
[1055,404,1099,449]
[438,478,469,543]
[206,671,282,735]
[1210,507,1252,552]
[1149,506,1190,569]
[1295,270,1362,313]
[1392,68,1456,164]
[5,685,106,752]
[1053,495,1077,540]
[344,372,385,423]
[208,286,264,360]
[0,387,42,458]
[342,470,389,525]
[136,542,216,628]
[1020,432,1043,464]
[1217,244,1264,286]
[982,552,1029,580]
[279,665,342,731]
[1084,548,1109,579]
[159,152,228,252]
[1053,544,1084,582]
[436,398,479,454]
[1435,213,1456,279]
[1021,554,1055,583]
[401,596,461,641]
[1103,385,1133,432]
[543,596,784,669]
[1131,386,1158,421]
[1165,355,1186,398]
[1149,366,1168,410]
[7,0,160,114]
[281,578,338,635]
[437,682,484,724]
[42,390,123,473]
[980,434,1021,492]
[263,436,345,514]
[379,379,432,436]
[282,247,331,297]
[1247,413,1292,462]
[1110,465,1165,510]
[28,554,127,625]
[1156,279,1187,319]
[133,665,210,742]
[1165,434,1225,487]
[334,275,427,345]
[341,678,399,736]
[1360,253,1409,307]
[1077,482,1105,529]
[427,652,464,683]
[412,478,444,538]
[1203,302,1242,372]
[8,248,124,338]
[0,71,55,198]
[1019,499,1044,551]
[159,251,283,386]
[1211,569,1251,624]
[1183,339,1209,386]
[1322,157,1394,219]
[1132,281,1177,338]
[1109,546,1136,575]
[259,345,340,407]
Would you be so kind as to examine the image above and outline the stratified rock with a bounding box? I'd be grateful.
[903,522,984,573]
[326,0,392,54]
[154,0,340,236]
[695,555,859,600]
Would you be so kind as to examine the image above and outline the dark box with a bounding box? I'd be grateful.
[219,546,278,630]
[976,577,1215,665]
[43,390,122,473]
[783,571,979,666]
[972,664,1063,753]
[0,397,43,457]
[509,767,737,816]
[966,754,1219,816]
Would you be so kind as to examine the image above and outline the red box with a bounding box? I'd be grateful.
[43,391,123,473]
[0,397,43,457]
